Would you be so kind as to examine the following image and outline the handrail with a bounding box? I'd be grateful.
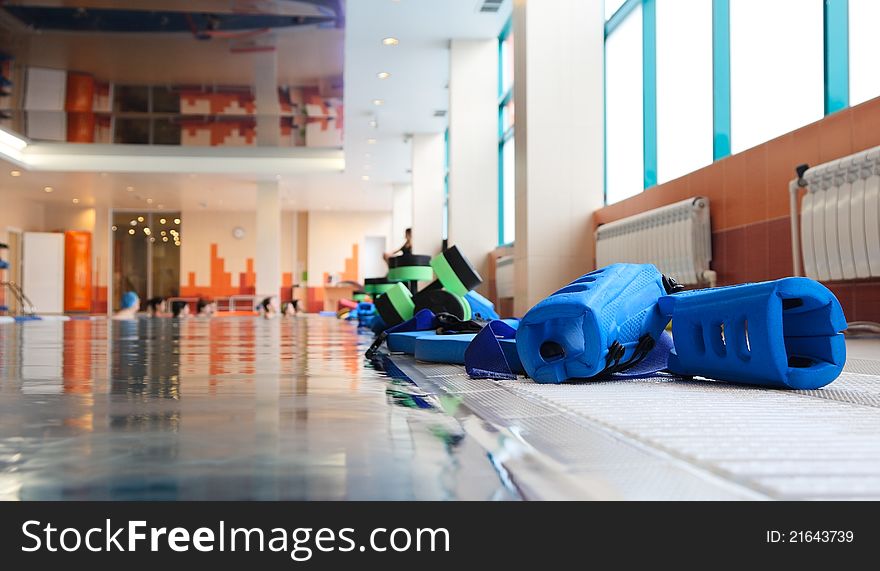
[1,281,36,316]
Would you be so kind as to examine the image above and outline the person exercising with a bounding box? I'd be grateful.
[383,227,412,263]
[113,291,140,320]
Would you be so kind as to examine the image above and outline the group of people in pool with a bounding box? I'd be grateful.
[113,292,298,320]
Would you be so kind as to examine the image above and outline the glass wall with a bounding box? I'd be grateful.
[605,3,643,205]
[656,0,713,183]
[849,0,880,106]
[729,0,823,153]
[112,212,182,310]
[604,0,880,205]
[498,23,516,245]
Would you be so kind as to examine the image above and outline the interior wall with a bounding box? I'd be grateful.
[179,209,299,298]
[0,192,45,243]
[306,210,392,287]
[594,95,880,322]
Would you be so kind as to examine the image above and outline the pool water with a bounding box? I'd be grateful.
[0,316,517,500]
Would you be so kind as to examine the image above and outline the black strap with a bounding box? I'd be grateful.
[599,334,656,377]
[433,313,485,335]
[365,332,388,359]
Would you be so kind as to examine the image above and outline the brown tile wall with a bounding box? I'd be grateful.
[593,96,880,323]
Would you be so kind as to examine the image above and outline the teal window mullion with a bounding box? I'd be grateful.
[712,0,731,160]
[824,0,849,115]
[642,0,657,189]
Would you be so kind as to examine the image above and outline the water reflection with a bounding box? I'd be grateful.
[0,316,516,500]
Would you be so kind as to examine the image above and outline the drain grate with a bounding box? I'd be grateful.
[391,355,880,500]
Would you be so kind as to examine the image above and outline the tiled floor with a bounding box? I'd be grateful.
[0,316,516,500]
[391,337,880,500]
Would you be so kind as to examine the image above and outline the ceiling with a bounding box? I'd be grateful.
[343,0,511,186]
[1,156,391,212]
[0,2,344,86]
[0,0,514,213]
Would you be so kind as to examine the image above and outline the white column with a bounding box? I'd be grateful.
[253,49,281,147]
[410,133,445,257]
[513,0,605,315]
[255,180,282,298]
[448,39,498,284]
[391,183,413,247]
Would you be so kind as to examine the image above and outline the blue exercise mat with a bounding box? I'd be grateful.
[388,318,520,355]
[415,334,524,373]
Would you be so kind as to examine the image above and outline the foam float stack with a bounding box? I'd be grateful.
[373,246,484,328]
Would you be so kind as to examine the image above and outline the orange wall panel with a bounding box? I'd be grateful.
[64,231,92,312]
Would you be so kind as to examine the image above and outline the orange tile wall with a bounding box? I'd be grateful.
[593,96,880,322]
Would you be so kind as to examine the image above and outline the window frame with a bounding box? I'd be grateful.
[498,17,515,247]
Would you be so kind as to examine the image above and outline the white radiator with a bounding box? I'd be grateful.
[792,146,880,281]
[595,197,713,286]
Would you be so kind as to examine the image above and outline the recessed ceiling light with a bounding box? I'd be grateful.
[128,229,136,235]
[130,220,137,226]
[372,99,384,106]
[163,236,169,242]
[382,37,399,46]
[146,198,153,204]
[126,186,134,192]
[112,225,118,232]
[143,227,151,236]
[367,138,377,144]
[361,175,370,181]
[137,216,144,223]
[174,218,181,225]
[160,218,167,225]
[72,198,79,204]
[377,71,391,80]
[10,170,21,177]
[43,186,53,193]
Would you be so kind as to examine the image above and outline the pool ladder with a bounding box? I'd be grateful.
[0,281,36,316]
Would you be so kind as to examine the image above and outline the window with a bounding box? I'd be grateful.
[656,0,713,183]
[443,128,449,247]
[849,0,880,106]
[498,21,515,245]
[729,0,823,153]
[605,0,629,21]
[605,3,643,205]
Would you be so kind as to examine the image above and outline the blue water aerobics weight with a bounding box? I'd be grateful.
[658,277,846,389]
[515,263,670,384]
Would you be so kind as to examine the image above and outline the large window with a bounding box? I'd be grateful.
[498,21,515,245]
[849,0,880,106]
[656,0,713,183]
[443,128,449,248]
[605,3,643,204]
[729,0,823,153]
[604,0,880,205]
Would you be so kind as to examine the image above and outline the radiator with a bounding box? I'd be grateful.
[595,197,713,286]
[791,145,880,281]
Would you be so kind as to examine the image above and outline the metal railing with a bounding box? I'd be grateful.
[1,281,36,316]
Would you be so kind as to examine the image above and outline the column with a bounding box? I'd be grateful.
[391,183,413,248]
[255,180,282,298]
[513,0,605,315]
[448,39,498,285]
[410,133,445,257]
[253,49,281,146]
